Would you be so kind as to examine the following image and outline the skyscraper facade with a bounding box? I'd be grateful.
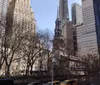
[1,0,36,75]
[71,3,83,55]
[59,0,69,22]
[77,0,100,56]
[59,0,73,40]
[72,3,83,25]
[6,0,36,35]
[59,0,74,55]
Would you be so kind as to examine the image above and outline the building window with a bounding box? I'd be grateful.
[73,36,77,40]
[73,31,76,35]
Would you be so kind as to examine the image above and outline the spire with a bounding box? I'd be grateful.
[54,6,62,39]
[57,6,59,19]
[56,6,60,21]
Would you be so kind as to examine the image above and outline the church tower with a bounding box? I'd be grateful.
[53,8,64,53]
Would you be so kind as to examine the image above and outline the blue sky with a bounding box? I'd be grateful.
[31,0,81,33]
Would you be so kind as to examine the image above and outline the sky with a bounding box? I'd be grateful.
[31,0,81,33]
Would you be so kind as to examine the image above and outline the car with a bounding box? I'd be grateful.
[0,78,14,85]
[47,81,60,85]
[61,80,77,85]
[28,81,43,85]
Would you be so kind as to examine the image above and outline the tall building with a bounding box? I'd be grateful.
[71,3,83,55]
[62,21,74,54]
[59,0,69,22]
[0,0,36,75]
[72,3,83,25]
[59,0,74,55]
[77,0,100,56]
[59,0,72,41]
[6,0,36,36]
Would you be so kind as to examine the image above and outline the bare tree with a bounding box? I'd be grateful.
[43,33,52,72]
[0,20,7,71]
[0,16,28,77]
[38,49,47,72]
[37,29,52,73]
[21,32,45,75]
[81,54,100,80]
[0,25,26,77]
[70,53,100,82]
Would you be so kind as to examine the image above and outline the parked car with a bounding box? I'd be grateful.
[0,78,14,85]
[47,81,60,85]
[28,81,43,85]
[61,80,77,85]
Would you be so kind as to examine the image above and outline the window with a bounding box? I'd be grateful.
[73,31,76,35]
[73,36,77,40]
[74,42,77,46]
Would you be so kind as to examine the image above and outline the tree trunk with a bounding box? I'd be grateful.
[47,51,50,72]
[39,61,42,72]
[26,68,29,76]
[30,65,33,75]
[5,65,10,77]
[26,63,30,76]
[0,65,2,70]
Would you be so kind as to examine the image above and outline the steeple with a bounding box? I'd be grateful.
[54,7,62,39]
[57,6,59,19]
[53,6,64,55]
[56,6,60,22]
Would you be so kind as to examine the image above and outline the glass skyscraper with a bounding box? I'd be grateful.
[93,0,100,54]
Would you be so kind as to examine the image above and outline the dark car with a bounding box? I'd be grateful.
[0,78,14,85]
[28,81,43,85]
